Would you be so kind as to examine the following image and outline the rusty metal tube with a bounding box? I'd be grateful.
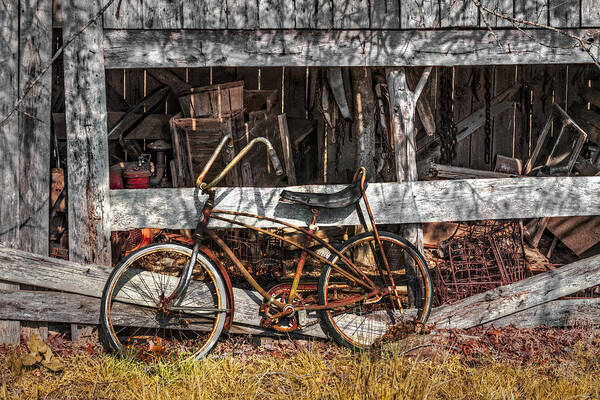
[198,136,283,191]
[195,134,233,188]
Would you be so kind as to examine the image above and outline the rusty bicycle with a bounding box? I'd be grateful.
[100,136,433,359]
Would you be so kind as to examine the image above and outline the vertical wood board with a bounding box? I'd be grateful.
[401,0,440,28]
[333,0,370,28]
[440,0,479,27]
[370,0,400,28]
[228,0,259,29]
[102,0,142,28]
[469,67,490,170]
[492,65,517,159]
[62,0,112,265]
[143,0,182,28]
[184,0,228,29]
[481,0,513,27]
[0,0,21,345]
[258,0,295,28]
[514,0,548,24]
[19,0,52,256]
[582,0,600,27]
[453,67,473,167]
[549,0,580,27]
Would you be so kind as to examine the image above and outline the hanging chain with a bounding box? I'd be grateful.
[484,66,493,165]
[439,68,457,165]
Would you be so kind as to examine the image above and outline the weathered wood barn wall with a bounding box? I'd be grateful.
[0,0,598,343]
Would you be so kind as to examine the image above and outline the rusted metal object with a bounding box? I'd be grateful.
[433,221,529,305]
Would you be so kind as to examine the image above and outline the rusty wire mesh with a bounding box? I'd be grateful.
[206,228,286,282]
[433,221,530,305]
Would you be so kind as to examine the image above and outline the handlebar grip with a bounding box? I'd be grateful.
[268,149,284,176]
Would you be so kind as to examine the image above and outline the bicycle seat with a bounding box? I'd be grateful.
[279,179,365,209]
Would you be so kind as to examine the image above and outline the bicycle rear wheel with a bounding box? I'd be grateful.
[318,231,433,350]
[100,243,228,361]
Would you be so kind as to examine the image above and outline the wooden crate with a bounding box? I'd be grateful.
[172,111,245,186]
[244,89,278,123]
[171,112,291,187]
[179,81,244,118]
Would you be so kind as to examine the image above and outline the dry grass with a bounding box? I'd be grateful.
[1,330,600,400]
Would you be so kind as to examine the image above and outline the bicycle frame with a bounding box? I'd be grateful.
[170,135,400,322]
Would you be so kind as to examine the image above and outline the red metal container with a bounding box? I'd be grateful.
[123,167,151,189]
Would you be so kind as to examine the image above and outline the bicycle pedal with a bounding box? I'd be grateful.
[297,309,307,327]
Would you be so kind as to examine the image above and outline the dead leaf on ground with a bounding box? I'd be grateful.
[18,334,65,372]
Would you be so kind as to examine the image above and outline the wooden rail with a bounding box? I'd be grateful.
[88,0,599,30]
[2,246,600,337]
[111,176,600,230]
[102,28,600,69]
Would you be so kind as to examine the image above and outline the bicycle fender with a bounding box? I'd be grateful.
[198,244,235,332]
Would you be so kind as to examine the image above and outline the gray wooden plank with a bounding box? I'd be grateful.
[110,176,600,230]
[0,0,19,249]
[0,0,21,345]
[481,0,514,27]
[514,0,548,25]
[549,0,580,27]
[0,245,327,338]
[62,0,111,265]
[440,0,479,27]
[143,0,182,28]
[484,299,600,328]
[228,0,259,29]
[103,29,600,68]
[102,0,142,28]
[492,65,517,160]
[582,0,600,27]
[295,0,332,28]
[18,0,53,342]
[19,0,52,256]
[333,0,369,28]
[316,0,333,28]
[258,0,295,28]
[386,67,428,252]
[0,288,318,337]
[401,0,440,28]
[370,0,400,29]
[429,253,600,329]
[295,0,313,28]
[184,0,228,29]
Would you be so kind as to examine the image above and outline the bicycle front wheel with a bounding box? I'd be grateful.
[318,231,433,350]
[100,243,228,360]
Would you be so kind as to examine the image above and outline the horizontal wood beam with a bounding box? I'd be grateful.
[0,246,326,338]
[0,288,310,337]
[53,112,172,141]
[429,253,600,329]
[110,176,600,230]
[485,298,600,328]
[102,29,600,68]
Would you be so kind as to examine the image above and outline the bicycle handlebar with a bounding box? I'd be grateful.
[196,135,284,191]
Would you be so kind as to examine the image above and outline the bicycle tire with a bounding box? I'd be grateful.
[100,243,228,361]
[318,231,433,351]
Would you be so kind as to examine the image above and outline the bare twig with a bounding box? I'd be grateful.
[0,0,116,128]
[472,0,600,70]
[472,0,505,51]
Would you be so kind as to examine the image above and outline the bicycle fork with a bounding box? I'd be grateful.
[163,242,201,306]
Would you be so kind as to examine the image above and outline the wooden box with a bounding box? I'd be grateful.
[178,81,244,118]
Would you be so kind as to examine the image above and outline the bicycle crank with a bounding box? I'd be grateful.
[260,282,317,332]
